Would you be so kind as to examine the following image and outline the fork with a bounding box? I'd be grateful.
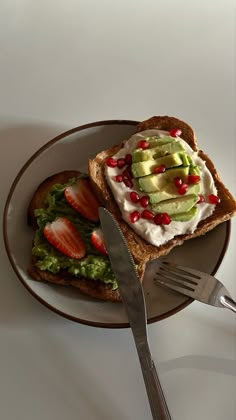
[155,261,236,313]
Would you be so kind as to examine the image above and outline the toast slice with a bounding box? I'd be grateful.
[88,116,236,265]
[27,170,146,302]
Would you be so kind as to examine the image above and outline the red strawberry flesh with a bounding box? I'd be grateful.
[91,228,107,255]
[64,178,99,222]
[43,217,86,259]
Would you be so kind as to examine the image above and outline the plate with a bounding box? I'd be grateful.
[3,120,231,328]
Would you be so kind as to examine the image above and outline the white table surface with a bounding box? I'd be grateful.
[1,1,235,419]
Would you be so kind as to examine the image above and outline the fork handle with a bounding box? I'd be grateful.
[220,296,236,313]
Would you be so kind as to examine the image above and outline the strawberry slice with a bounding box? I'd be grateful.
[43,217,86,259]
[91,228,108,255]
[64,178,99,222]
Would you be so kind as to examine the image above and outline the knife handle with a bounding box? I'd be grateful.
[139,354,172,420]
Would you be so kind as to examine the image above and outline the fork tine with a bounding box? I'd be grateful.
[159,262,201,285]
[159,267,198,288]
[155,273,196,299]
[159,267,197,287]
[155,272,195,292]
[162,262,201,280]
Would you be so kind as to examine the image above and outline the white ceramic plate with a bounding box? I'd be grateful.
[3,120,231,328]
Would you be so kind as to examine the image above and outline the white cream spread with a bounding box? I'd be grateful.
[105,129,217,246]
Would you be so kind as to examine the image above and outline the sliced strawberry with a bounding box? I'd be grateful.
[91,228,108,255]
[43,217,86,259]
[64,178,99,222]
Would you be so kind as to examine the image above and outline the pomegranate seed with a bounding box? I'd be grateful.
[174,177,183,188]
[129,211,140,223]
[178,183,188,195]
[106,157,117,167]
[162,213,171,225]
[187,175,200,184]
[140,196,149,207]
[153,164,166,174]
[125,154,132,165]
[123,178,133,188]
[137,140,149,149]
[208,194,220,205]
[122,167,133,180]
[169,128,182,138]
[197,195,205,204]
[154,213,164,225]
[141,209,155,220]
[117,158,126,169]
[130,191,140,203]
[154,213,171,225]
[115,175,123,182]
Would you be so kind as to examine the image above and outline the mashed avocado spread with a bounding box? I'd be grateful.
[32,176,118,290]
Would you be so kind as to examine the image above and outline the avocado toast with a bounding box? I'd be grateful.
[27,170,145,302]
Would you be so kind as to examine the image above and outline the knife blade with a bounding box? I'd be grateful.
[99,207,172,420]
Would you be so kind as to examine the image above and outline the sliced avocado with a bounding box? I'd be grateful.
[164,166,190,181]
[132,153,183,178]
[149,183,200,204]
[132,149,156,163]
[147,135,174,149]
[179,153,190,167]
[138,166,189,193]
[138,173,168,192]
[151,194,199,215]
[187,155,194,165]
[171,206,198,222]
[132,141,184,163]
[189,165,201,175]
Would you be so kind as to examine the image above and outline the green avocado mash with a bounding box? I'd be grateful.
[31,176,118,290]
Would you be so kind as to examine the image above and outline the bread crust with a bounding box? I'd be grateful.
[28,260,122,302]
[88,116,236,265]
[27,170,146,302]
[28,257,145,303]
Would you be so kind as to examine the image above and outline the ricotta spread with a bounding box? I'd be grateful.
[105,129,217,246]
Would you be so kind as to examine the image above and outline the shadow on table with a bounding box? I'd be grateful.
[158,354,236,377]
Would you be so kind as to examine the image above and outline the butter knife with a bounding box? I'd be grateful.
[99,207,172,420]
